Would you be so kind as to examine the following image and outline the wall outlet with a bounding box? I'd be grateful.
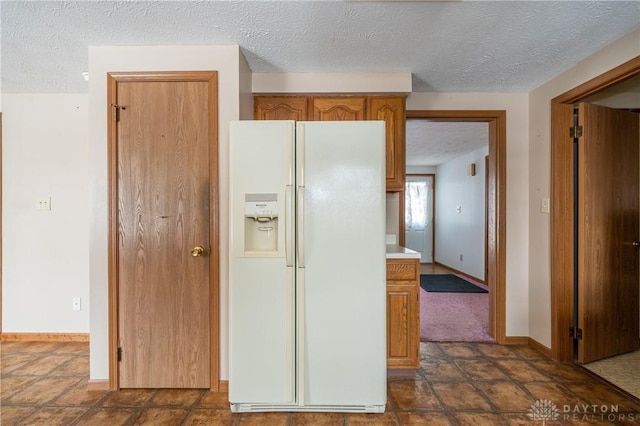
[72,297,81,311]
[37,197,51,211]
[459,254,464,261]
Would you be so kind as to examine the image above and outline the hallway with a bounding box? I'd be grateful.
[420,263,492,343]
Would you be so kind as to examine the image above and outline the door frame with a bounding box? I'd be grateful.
[107,71,220,390]
[551,56,640,361]
[405,110,506,343]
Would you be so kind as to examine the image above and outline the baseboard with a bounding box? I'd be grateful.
[528,337,552,357]
[503,336,529,345]
[500,336,553,357]
[433,262,486,286]
[218,380,229,392]
[87,380,111,391]
[1,332,89,342]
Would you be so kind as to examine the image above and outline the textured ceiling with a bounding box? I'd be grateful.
[406,120,488,167]
[2,1,639,93]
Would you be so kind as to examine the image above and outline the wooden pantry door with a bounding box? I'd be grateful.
[108,72,219,388]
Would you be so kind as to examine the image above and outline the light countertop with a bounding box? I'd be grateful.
[386,244,421,259]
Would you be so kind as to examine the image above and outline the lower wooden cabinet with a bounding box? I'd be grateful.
[387,258,420,369]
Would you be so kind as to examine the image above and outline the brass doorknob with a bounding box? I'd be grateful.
[191,246,205,257]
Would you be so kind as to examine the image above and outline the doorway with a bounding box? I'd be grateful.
[550,57,640,398]
[405,119,491,342]
[107,71,220,390]
[405,110,506,344]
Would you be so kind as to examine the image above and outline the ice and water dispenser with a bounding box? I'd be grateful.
[244,193,278,253]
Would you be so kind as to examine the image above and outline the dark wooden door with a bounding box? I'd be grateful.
[578,102,640,363]
[116,78,211,387]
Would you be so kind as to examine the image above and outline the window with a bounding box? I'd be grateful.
[405,181,428,229]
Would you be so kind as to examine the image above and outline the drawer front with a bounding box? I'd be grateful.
[386,260,418,281]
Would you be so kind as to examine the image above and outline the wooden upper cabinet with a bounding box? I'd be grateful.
[254,96,308,121]
[367,97,406,192]
[311,97,366,121]
[253,95,406,192]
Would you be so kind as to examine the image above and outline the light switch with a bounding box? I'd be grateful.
[456,205,462,214]
[540,198,550,214]
[37,197,51,210]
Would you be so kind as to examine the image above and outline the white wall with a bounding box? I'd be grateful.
[239,52,254,120]
[406,92,530,337]
[2,94,90,332]
[252,72,412,94]
[386,192,400,240]
[528,29,640,349]
[407,165,437,174]
[88,45,248,381]
[434,146,488,279]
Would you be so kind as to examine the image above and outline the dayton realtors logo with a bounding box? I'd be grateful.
[528,400,559,424]
[529,400,638,423]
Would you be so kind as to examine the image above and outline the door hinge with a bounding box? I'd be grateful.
[569,125,583,138]
[570,326,583,340]
[117,347,122,362]
[111,104,127,122]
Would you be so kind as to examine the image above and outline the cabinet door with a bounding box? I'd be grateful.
[311,97,366,121]
[254,96,308,120]
[387,283,420,368]
[386,258,420,369]
[368,97,405,192]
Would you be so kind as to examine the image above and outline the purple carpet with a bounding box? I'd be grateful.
[420,285,495,343]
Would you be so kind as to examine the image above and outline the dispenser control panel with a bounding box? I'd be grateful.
[245,193,278,218]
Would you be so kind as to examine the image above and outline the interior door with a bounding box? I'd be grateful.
[577,102,640,363]
[404,176,433,263]
[116,79,211,387]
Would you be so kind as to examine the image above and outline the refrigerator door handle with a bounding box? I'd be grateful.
[297,268,306,406]
[286,267,295,402]
[297,124,305,187]
[296,187,305,268]
[285,185,294,267]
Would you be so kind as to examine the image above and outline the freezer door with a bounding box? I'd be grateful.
[229,121,296,405]
[296,121,387,407]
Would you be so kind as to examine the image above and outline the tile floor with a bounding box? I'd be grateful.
[2,341,640,425]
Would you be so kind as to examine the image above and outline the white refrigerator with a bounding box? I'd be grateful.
[228,120,387,413]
